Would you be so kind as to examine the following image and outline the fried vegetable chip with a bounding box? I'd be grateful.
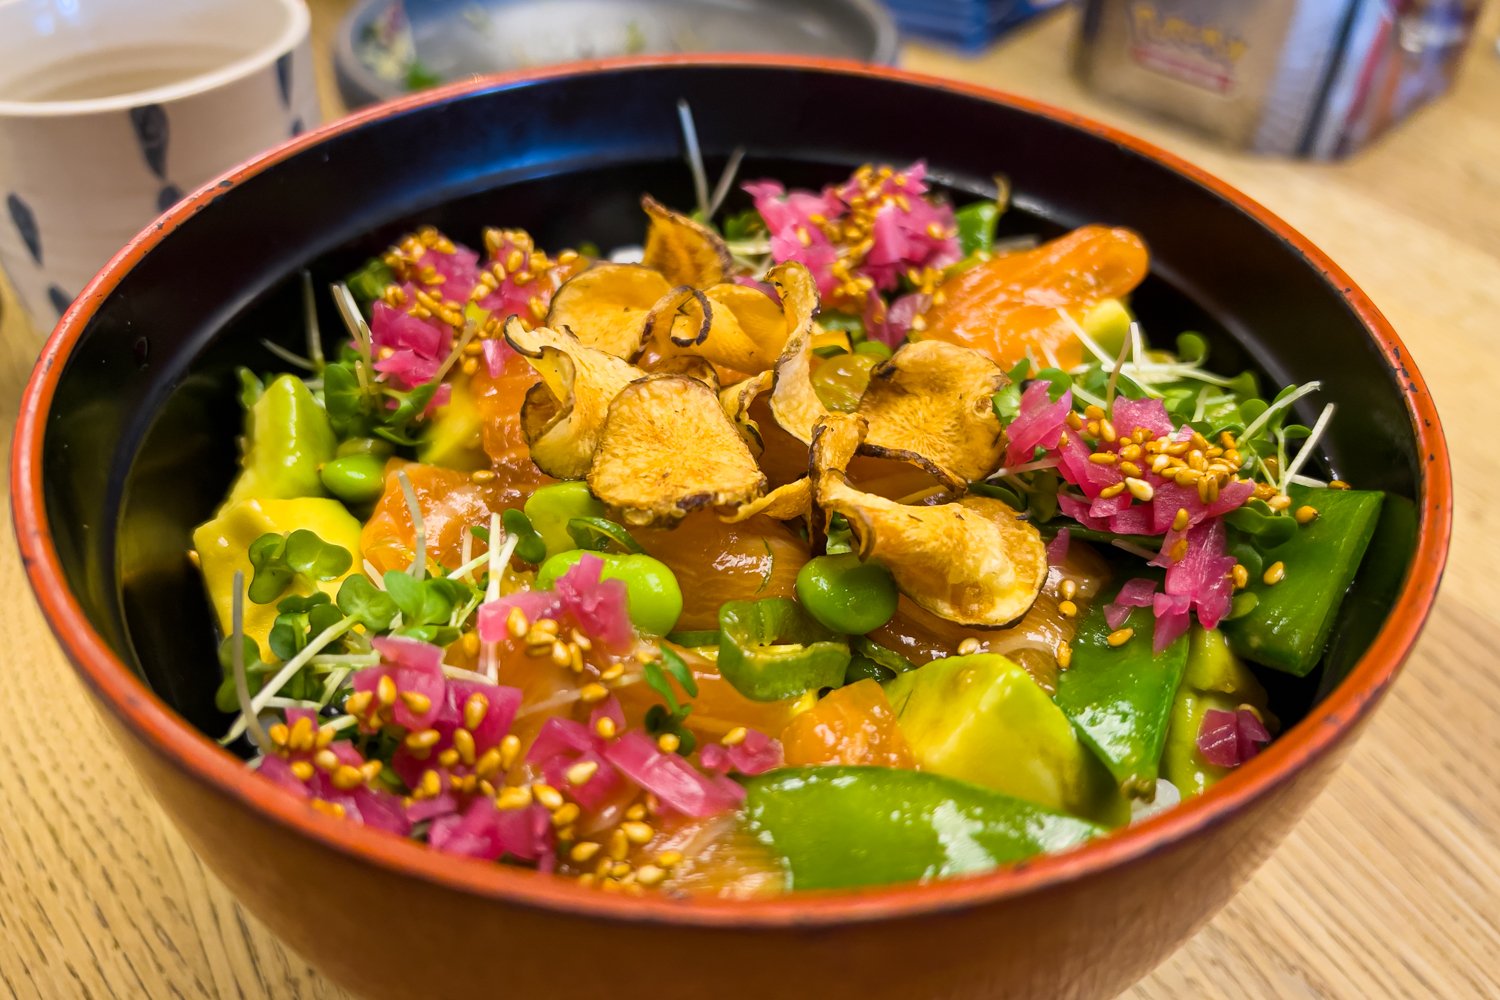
[588,374,767,526]
[766,262,830,445]
[640,195,732,288]
[544,263,672,358]
[857,340,1009,488]
[811,414,1046,626]
[504,319,645,479]
[719,370,773,452]
[721,478,812,524]
[646,352,722,392]
[677,282,790,374]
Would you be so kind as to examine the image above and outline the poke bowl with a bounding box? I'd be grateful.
[12,58,1450,1000]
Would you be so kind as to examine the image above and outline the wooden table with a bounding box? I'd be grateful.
[2,3,1495,997]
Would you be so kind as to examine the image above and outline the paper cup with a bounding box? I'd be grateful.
[0,0,319,330]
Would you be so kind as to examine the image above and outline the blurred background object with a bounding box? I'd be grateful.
[883,0,1066,53]
[1075,0,1483,158]
[335,0,898,107]
[0,0,318,330]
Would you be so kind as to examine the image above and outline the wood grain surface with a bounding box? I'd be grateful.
[1,3,1495,997]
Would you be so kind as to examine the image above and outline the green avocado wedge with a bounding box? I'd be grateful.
[744,767,1104,891]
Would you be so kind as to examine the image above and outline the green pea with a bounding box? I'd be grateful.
[535,549,682,636]
[853,340,893,360]
[335,436,395,459]
[524,482,608,559]
[795,553,898,635]
[319,453,386,504]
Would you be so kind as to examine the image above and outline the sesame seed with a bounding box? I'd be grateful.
[626,804,647,821]
[463,693,489,731]
[1152,454,1172,474]
[495,785,532,810]
[569,645,585,674]
[1089,452,1118,466]
[622,821,655,845]
[1118,461,1143,478]
[657,851,684,869]
[315,726,336,750]
[344,690,372,717]
[550,641,571,667]
[1058,600,1078,618]
[361,761,383,782]
[419,769,443,799]
[460,358,478,376]
[437,748,460,768]
[722,727,748,747]
[533,784,565,810]
[1232,564,1249,589]
[332,765,365,791]
[314,749,340,772]
[289,716,315,752]
[1294,505,1319,525]
[470,469,496,483]
[1056,644,1073,669]
[1125,477,1155,502]
[551,803,581,828]
[1084,405,1105,420]
[376,675,398,707]
[1172,507,1190,531]
[1059,579,1077,600]
[452,728,477,766]
[1263,561,1286,586]
[1267,493,1291,511]
[1107,627,1135,647]
[571,842,602,863]
[595,717,618,739]
[506,607,529,637]
[290,761,315,782]
[311,800,346,819]
[579,682,609,704]
[570,629,592,652]
[957,637,981,656]
[1099,482,1126,499]
[533,618,560,635]
[608,828,630,861]
[1099,419,1118,443]
[656,732,680,754]
[268,722,290,748]
[635,865,666,888]
[461,632,480,657]
[499,734,521,770]
[474,748,503,778]
[566,760,600,786]
[404,728,440,752]
[399,691,432,715]
[1329,480,1350,490]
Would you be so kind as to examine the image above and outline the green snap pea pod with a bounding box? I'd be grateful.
[954,200,999,256]
[335,436,395,458]
[744,766,1104,891]
[810,352,879,412]
[1054,603,1190,799]
[1161,627,1270,797]
[884,653,1128,826]
[523,482,609,560]
[794,553,898,635]
[319,453,386,505]
[535,549,682,636]
[716,598,851,702]
[227,374,337,504]
[1222,485,1384,675]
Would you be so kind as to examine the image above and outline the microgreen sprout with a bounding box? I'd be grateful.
[230,572,269,750]
[397,469,426,578]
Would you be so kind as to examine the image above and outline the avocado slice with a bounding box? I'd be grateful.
[883,653,1127,825]
[1161,628,1271,798]
[227,374,337,504]
[416,376,488,472]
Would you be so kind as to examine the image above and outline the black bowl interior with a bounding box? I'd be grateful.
[36,63,1420,738]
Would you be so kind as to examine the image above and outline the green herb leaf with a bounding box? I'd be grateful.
[502,508,548,564]
[1175,332,1209,365]
[660,646,699,698]
[567,516,644,554]
[337,574,398,632]
[236,367,265,409]
[1034,367,1073,402]
[283,529,353,581]
[345,258,395,308]
[382,569,426,623]
[247,533,295,604]
[642,660,680,715]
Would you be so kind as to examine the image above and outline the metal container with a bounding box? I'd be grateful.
[1074,0,1481,158]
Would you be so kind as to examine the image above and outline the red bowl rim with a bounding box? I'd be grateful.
[12,54,1452,928]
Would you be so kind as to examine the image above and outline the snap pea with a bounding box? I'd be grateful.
[319,453,386,505]
[954,200,999,256]
[523,482,608,560]
[794,553,898,635]
[1222,485,1384,675]
[1161,627,1270,797]
[535,549,682,636]
[853,340,893,360]
[744,766,1103,891]
[1054,602,1190,799]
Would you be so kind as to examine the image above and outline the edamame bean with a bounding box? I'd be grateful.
[795,553,898,635]
[853,339,893,360]
[524,482,608,559]
[319,453,386,504]
[536,550,683,636]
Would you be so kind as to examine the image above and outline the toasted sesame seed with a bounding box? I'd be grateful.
[313,749,340,772]
[1294,505,1319,525]
[1084,404,1105,420]
[495,785,532,810]
[506,606,529,637]
[1056,644,1073,669]
[1329,480,1350,490]
[290,761,315,782]
[470,469,496,483]
[1125,477,1154,502]
[595,717,618,739]
[550,641,571,667]
[1059,579,1077,600]
[474,748,503,779]
[656,732,680,753]
[376,675,398,707]
[621,821,655,845]
[1099,419,1117,443]
[1172,507,1190,531]
[551,803,581,828]
[635,864,666,888]
[1066,412,1084,430]
[437,748,460,768]
[625,804,648,822]
[657,850,684,869]
[289,716,316,752]
[332,765,365,791]
[463,693,489,731]
[722,727,748,747]
[461,632,480,657]
[268,722,290,748]
[608,828,630,861]
[571,842,602,863]
[499,734,521,770]
[566,760,600,786]
[531,784,562,811]
[1099,482,1126,499]
[579,682,609,704]
[1107,627,1135,647]
[1118,461,1143,478]
[419,769,443,799]
[315,726,336,750]
[1263,561,1286,586]
[1058,600,1078,618]
[569,645,585,674]
[343,690,372,717]
[1232,564,1249,589]
[570,629,593,652]
[400,691,432,715]
[957,637,981,656]
[1088,452,1118,466]
[1267,493,1291,511]
[1152,454,1172,474]
[533,618,560,635]
[452,728,477,766]
[404,728,441,752]
[311,800,346,819]
[460,358,479,376]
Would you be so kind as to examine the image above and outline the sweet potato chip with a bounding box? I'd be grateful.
[646,352,721,392]
[812,413,1046,626]
[719,370,773,452]
[641,195,733,287]
[857,340,1008,488]
[588,374,767,526]
[677,282,789,374]
[721,478,812,523]
[544,263,672,358]
[766,262,830,445]
[505,319,645,479]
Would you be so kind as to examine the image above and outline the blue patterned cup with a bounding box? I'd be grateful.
[0,0,319,331]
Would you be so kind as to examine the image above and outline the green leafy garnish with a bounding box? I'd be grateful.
[336,574,399,632]
[345,258,395,307]
[247,530,353,604]
[567,516,644,554]
[642,647,698,754]
[268,592,344,662]
[502,508,547,564]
